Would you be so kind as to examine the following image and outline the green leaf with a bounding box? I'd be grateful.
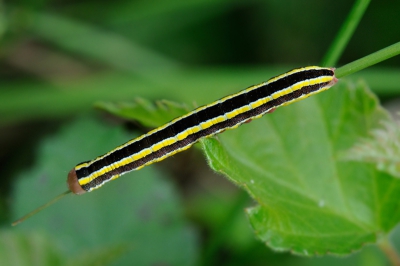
[95,98,189,128]
[0,231,63,266]
[93,78,400,256]
[200,80,400,255]
[342,120,400,178]
[11,116,198,266]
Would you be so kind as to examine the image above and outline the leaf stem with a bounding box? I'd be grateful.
[378,237,400,266]
[322,0,371,67]
[335,41,400,78]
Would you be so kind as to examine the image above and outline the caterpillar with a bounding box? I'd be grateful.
[69,66,337,194]
[12,66,337,226]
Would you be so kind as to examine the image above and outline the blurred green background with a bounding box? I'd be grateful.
[1,0,400,265]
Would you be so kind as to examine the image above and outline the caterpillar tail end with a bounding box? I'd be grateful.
[330,67,339,86]
[67,169,86,195]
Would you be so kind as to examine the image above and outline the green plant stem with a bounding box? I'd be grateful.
[378,237,400,266]
[322,0,371,67]
[335,41,400,78]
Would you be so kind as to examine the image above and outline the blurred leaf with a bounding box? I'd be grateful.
[200,80,400,255]
[11,116,198,266]
[342,120,400,178]
[77,0,236,39]
[350,67,400,95]
[0,2,6,41]
[103,0,235,25]
[96,98,189,128]
[188,191,255,250]
[27,11,180,76]
[0,231,63,266]
[0,231,131,266]
[65,244,128,266]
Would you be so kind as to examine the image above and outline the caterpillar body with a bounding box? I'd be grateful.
[68,66,338,194]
